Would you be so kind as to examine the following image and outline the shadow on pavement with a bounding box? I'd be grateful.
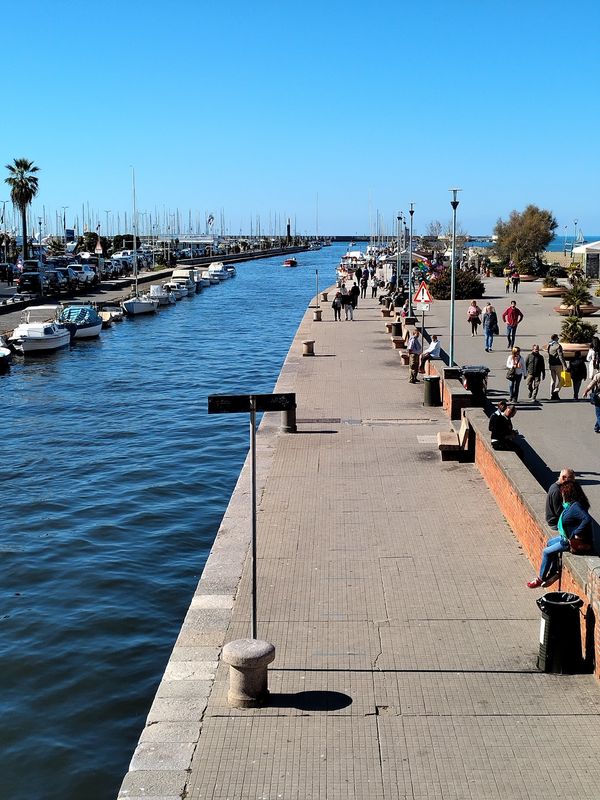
[268,690,352,711]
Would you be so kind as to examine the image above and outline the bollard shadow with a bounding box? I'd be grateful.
[268,690,352,711]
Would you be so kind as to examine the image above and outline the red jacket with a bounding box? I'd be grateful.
[502,305,523,326]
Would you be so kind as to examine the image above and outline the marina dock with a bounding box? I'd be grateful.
[118,287,600,799]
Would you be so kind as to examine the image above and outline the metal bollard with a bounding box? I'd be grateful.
[302,339,315,356]
[321,291,328,302]
[281,401,297,433]
[223,639,276,708]
[313,308,322,322]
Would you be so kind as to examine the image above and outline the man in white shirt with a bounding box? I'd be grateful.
[420,334,441,372]
[407,330,422,383]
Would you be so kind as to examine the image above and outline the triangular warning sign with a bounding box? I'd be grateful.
[413,280,433,304]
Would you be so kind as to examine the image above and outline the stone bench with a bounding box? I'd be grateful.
[437,415,470,460]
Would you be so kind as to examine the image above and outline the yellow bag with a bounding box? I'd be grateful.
[560,370,572,388]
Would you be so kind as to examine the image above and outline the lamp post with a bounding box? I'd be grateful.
[408,203,415,315]
[563,225,568,256]
[396,212,401,289]
[61,206,68,242]
[38,217,43,296]
[449,188,462,366]
[1,200,7,262]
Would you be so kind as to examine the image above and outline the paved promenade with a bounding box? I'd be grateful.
[119,287,600,800]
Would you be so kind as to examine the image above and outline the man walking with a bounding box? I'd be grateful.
[546,334,567,401]
[407,329,422,383]
[502,300,524,349]
[525,344,545,401]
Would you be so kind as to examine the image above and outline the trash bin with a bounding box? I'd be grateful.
[536,592,584,674]
[391,320,403,337]
[423,375,441,406]
[460,365,490,399]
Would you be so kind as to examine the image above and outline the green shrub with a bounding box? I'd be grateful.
[542,275,558,288]
[547,265,567,278]
[490,265,504,277]
[560,316,597,343]
[429,267,485,300]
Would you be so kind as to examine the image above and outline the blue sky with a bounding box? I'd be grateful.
[3,0,600,236]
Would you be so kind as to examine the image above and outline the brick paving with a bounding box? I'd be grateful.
[120,285,600,800]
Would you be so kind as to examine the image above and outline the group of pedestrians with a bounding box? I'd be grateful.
[467,300,524,352]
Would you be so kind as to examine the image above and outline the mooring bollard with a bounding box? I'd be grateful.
[302,339,315,356]
[280,399,297,433]
[313,308,322,322]
[223,639,276,708]
[321,291,328,302]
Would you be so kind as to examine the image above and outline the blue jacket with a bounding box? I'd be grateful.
[561,501,593,542]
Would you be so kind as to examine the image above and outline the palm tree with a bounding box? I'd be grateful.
[5,158,40,260]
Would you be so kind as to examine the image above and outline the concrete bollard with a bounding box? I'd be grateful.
[223,639,276,708]
[391,337,404,349]
[302,339,315,356]
[313,308,322,322]
[381,307,392,318]
[321,291,328,302]
[385,322,393,334]
[281,403,297,433]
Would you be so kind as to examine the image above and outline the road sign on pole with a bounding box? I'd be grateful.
[417,302,430,312]
[208,392,296,639]
[413,281,433,304]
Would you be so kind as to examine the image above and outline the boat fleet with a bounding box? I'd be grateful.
[1,261,237,361]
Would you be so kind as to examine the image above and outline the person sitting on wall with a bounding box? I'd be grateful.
[420,334,441,372]
[488,402,519,451]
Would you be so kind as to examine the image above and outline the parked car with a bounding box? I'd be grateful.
[44,269,68,292]
[15,271,50,294]
[55,267,78,291]
[68,263,97,287]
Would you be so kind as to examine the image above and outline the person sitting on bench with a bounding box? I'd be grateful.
[420,334,441,371]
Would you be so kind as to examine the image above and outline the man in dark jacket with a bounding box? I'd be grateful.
[488,403,518,450]
[569,350,588,400]
[525,344,545,401]
[544,468,589,528]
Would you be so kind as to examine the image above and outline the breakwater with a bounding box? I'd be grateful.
[0,245,344,800]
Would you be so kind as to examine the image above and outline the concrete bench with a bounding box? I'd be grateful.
[437,416,470,460]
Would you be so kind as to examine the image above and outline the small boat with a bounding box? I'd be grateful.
[225,265,236,278]
[162,281,185,300]
[58,304,103,339]
[149,284,176,306]
[8,305,71,354]
[208,261,229,281]
[121,293,159,315]
[101,305,124,323]
[283,258,297,267]
[202,270,219,285]
[0,337,12,370]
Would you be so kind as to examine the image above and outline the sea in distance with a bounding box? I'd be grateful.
[0,245,344,800]
[468,234,600,251]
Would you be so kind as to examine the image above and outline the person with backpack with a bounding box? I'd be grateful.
[546,334,567,401]
[331,291,342,322]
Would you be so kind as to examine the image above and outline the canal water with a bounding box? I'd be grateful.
[0,245,344,800]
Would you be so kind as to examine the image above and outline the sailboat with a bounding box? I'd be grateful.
[122,168,159,316]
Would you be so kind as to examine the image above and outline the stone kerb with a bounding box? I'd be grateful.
[465,407,600,675]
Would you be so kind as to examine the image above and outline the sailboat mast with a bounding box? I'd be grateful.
[132,167,138,295]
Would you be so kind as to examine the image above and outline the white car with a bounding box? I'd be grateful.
[68,263,97,286]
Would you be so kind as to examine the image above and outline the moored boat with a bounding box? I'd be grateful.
[58,304,103,339]
[149,284,176,306]
[208,261,229,281]
[122,293,159,315]
[202,270,219,285]
[162,281,185,300]
[8,305,71,354]
[0,337,12,370]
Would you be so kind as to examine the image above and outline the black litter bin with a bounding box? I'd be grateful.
[391,321,403,337]
[423,375,441,406]
[460,365,490,399]
[536,592,584,674]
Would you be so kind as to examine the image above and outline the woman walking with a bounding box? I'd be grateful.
[466,300,482,336]
[527,481,593,588]
[482,303,498,352]
[582,371,600,432]
[506,346,526,402]
[586,335,600,380]
[569,351,587,400]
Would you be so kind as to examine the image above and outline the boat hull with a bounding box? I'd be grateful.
[121,297,159,315]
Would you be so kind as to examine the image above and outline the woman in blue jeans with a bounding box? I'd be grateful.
[506,346,526,402]
[528,481,593,588]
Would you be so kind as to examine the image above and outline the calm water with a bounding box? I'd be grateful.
[0,246,342,800]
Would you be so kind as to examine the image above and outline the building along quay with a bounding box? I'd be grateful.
[118,283,600,799]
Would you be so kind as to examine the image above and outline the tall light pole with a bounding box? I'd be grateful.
[61,206,68,241]
[408,203,415,315]
[396,212,401,288]
[449,188,462,366]
[1,200,7,262]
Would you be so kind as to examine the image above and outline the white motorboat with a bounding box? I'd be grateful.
[162,281,185,300]
[208,261,229,280]
[101,304,124,323]
[149,284,176,306]
[0,337,12,370]
[225,265,236,278]
[9,305,71,354]
[202,270,219,285]
[58,304,103,339]
[172,267,203,292]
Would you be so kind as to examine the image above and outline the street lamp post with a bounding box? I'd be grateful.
[38,217,43,297]
[408,203,415,315]
[449,188,462,366]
